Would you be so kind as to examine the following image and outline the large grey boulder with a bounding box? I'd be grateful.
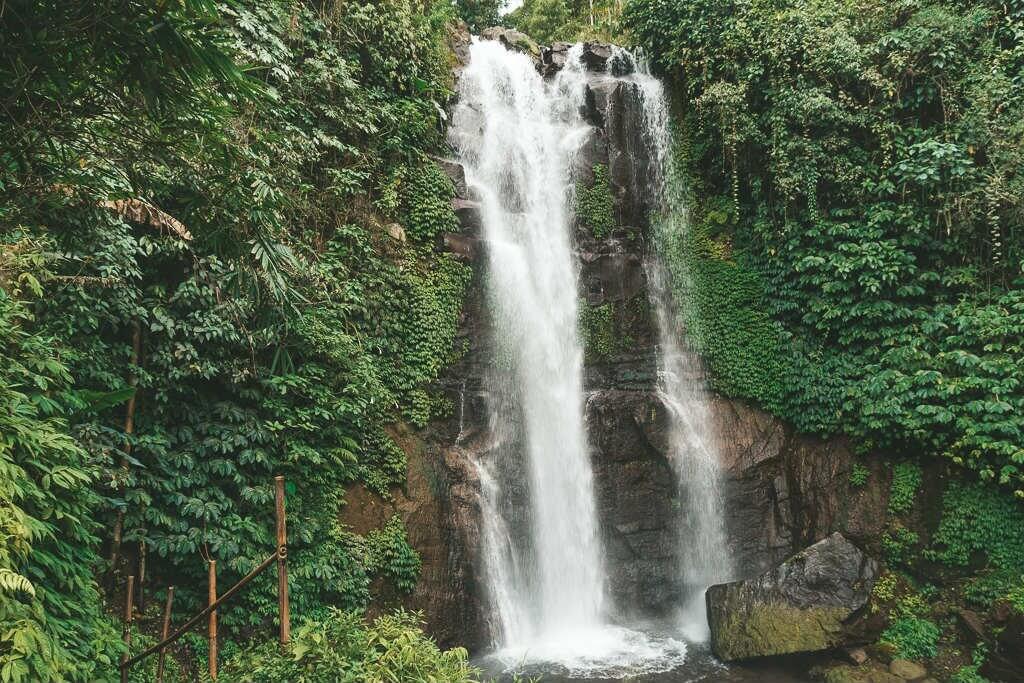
[706,532,879,661]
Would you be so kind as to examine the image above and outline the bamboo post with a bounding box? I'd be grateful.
[208,561,217,680]
[120,575,135,683]
[274,476,290,645]
[155,586,174,683]
[109,320,142,579]
[121,550,279,671]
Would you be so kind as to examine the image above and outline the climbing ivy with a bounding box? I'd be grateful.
[401,162,460,243]
[889,462,924,515]
[926,481,1024,572]
[580,300,635,361]
[577,164,617,239]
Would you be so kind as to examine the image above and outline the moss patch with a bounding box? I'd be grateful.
[709,601,849,661]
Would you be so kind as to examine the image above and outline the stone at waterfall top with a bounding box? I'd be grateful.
[470,27,629,79]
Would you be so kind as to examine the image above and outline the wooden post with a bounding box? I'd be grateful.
[274,476,290,645]
[156,586,174,683]
[137,541,146,612]
[208,561,217,680]
[120,575,135,683]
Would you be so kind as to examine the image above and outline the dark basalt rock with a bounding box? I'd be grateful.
[706,532,879,661]
[440,233,478,262]
[452,197,482,232]
[540,42,573,78]
[986,612,1024,681]
[587,389,679,615]
[581,42,613,71]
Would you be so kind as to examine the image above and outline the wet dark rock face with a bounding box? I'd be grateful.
[386,32,893,654]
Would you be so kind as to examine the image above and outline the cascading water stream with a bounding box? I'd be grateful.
[450,39,608,653]
[631,58,734,642]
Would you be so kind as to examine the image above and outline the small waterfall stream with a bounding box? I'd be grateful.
[631,63,734,642]
[450,38,729,678]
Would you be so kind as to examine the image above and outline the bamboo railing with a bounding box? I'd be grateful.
[119,476,290,681]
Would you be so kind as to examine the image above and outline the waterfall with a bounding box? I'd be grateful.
[450,38,606,648]
[631,59,734,642]
[451,40,690,676]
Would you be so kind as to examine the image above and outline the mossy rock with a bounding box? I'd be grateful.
[709,600,849,660]
[708,533,880,661]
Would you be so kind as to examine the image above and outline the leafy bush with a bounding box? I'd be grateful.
[0,241,119,681]
[883,525,921,567]
[881,616,941,660]
[964,570,1023,609]
[220,609,479,683]
[950,645,991,683]
[506,0,625,43]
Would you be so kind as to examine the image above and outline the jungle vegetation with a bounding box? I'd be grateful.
[1,0,477,680]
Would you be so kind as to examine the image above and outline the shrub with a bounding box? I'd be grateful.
[882,525,921,567]
[219,609,479,682]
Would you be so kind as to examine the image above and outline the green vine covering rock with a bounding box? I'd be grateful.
[580,300,634,361]
[926,481,1024,572]
[577,164,617,239]
[401,162,460,242]
[626,0,1024,494]
[889,462,924,515]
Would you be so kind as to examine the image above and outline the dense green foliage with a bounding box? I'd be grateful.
[507,0,625,43]
[626,0,1024,494]
[0,246,117,681]
[927,481,1024,572]
[577,164,617,239]
[1,0,471,679]
[455,0,505,31]
[888,462,923,515]
[220,609,478,683]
